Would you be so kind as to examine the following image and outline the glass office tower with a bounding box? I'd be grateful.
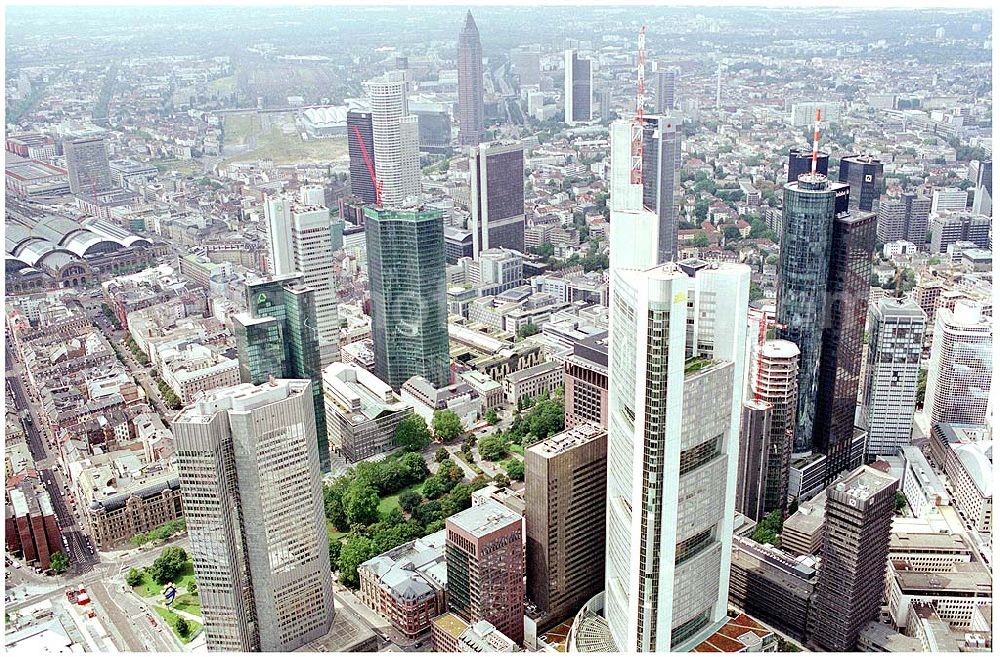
[364,206,450,390]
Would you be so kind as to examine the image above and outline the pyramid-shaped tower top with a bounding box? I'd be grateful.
[463,10,478,33]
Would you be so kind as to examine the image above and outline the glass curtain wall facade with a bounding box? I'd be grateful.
[364,206,450,390]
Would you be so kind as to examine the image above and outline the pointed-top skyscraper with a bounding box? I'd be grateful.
[458,11,485,147]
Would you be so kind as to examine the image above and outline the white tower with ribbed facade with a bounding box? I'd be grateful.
[265,187,341,366]
[363,70,420,206]
[599,120,750,653]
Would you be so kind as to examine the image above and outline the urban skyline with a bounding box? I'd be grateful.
[3,4,993,656]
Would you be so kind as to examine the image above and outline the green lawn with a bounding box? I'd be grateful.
[378,483,422,516]
[222,112,347,165]
[152,605,202,644]
[171,594,201,618]
[133,562,197,599]
[327,520,347,543]
[509,444,525,455]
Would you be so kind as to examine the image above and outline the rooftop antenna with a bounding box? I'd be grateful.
[629,25,647,187]
[811,108,822,175]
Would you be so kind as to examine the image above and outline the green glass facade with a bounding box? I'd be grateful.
[235,275,329,471]
[364,206,450,390]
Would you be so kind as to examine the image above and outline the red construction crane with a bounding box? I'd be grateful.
[749,308,786,402]
[629,25,647,187]
[352,124,383,206]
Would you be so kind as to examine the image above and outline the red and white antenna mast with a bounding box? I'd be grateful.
[629,25,647,186]
[811,108,822,175]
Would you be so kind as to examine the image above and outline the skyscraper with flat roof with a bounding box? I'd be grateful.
[876,192,931,245]
[653,65,679,114]
[814,209,877,481]
[444,500,525,645]
[810,465,897,652]
[234,273,328,470]
[750,340,800,515]
[924,301,992,427]
[861,298,925,459]
[457,11,485,147]
[469,141,525,256]
[787,147,829,183]
[265,189,341,366]
[838,154,883,212]
[174,379,334,652]
[64,134,113,197]
[364,71,420,206]
[364,205,450,389]
[564,50,592,125]
[525,422,607,630]
[347,110,377,204]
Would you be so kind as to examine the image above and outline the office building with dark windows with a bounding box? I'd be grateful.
[563,50,592,125]
[469,140,525,257]
[776,173,845,453]
[813,209,876,481]
[787,147,829,183]
[364,205,450,390]
[837,154,883,212]
[347,110,377,204]
[810,466,897,652]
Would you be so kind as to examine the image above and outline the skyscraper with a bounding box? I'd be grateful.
[736,399,773,522]
[776,173,847,452]
[929,211,991,253]
[653,64,679,114]
[787,147,829,183]
[469,140,525,256]
[525,422,607,630]
[970,159,992,216]
[364,71,420,206]
[510,46,541,86]
[347,110,377,204]
[564,50,592,125]
[265,190,341,366]
[813,209,877,481]
[861,298,926,459]
[444,501,525,645]
[837,154,883,212]
[604,259,750,652]
[174,379,335,652]
[876,191,931,245]
[810,465,897,652]
[233,273,329,470]
[924,301,992,427]
[364,205,450,389]
[64,134,114,197]
[748,339,800,515]
[609,118,681,264]
[457,11,485,147]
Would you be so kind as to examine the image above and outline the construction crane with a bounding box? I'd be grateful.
[749,308,786,402]
[629,25,647,187]
[352,124,383,206]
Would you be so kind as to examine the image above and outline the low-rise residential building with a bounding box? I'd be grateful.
[322,363,412,464]
[899,447,950,518]
[459,370,504,411]
[358,530,448,639]
[503,360,562,406]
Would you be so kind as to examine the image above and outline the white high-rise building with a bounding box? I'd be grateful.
[600,117,751,651]
[173,379,334,652]
[861,298,926,458]
[265,189,340,365]
[924,301,992,427]
[364,71,421,206]
[930,187,970,214]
